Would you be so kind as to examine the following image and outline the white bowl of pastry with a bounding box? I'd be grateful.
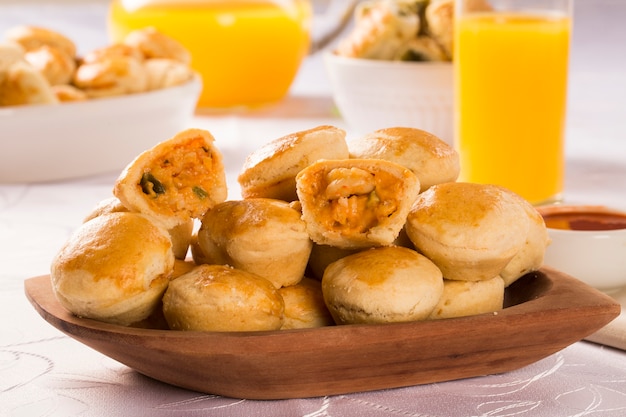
[324,0,454,143]
[0,26,201,183]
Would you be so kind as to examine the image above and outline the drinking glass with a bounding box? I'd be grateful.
[454,0,572,204]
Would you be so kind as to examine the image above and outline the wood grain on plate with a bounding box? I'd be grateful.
[24,267,620,400]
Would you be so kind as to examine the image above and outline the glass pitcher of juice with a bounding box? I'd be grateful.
[108,0,351,109]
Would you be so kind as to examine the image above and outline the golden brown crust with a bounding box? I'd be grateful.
[405,182,530,281]
[499,188,550,286]
[162,264,284,332]
[238,125,349,202]
[114,128,227,229]
[425,0,454,59]
[296,158,420,249]
[50,212,175,326]
[322,246,444,324]
[428,276,505,320]
[279,277,334,329]
[197,198,312,288]
[348,127,459,192]
[84,196,193,260]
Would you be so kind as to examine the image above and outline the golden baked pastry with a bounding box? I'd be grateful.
[197,198,312,288]
[144,58,194,90]
[51,84,88,102]
[279,277,335,329]
[322,246,444,324]
[0,41,26,70]
[0,59,58,106]
[348,127,459,192]
[84,196,193,260]
[162,264,284,332]
[81,43,145,64]
[499,188,550,286]
[123,27,191,64]
[4,25,76,58]
[296,158,420,249]
[424,0,454,59]
[50,212,175,326]
[114,128,227,229]
[238,125,349,202]
[73,55,148,98]
[24,45,76,85]
[307,243,361,281]
[405,182,530,281]
[428,276,505,320]
[335,0,421,59]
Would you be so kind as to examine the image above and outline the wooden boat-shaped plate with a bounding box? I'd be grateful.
[25,267,620,400]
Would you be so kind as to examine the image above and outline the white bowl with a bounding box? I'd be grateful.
[0,76,201,183]
[324,52,453,143]
[536,204,626,294]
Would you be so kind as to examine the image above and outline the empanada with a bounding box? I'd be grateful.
[296,158,420,248]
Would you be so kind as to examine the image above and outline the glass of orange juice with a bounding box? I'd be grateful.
[108,0,313,109]
[454,0,572,205]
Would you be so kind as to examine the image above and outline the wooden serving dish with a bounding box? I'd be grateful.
[24,267,620,400]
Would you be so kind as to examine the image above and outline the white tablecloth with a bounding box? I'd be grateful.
[2,1,626,416]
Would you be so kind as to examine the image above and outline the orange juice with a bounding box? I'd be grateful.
[454,12,571,204]
[108,0,312,108]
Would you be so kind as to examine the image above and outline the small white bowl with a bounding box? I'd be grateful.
[324,52,453,143]
[536,204,626,294]
[0,76,201,183]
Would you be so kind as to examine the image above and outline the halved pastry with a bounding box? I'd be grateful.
[238,125,349,202]
[114,128,227,229]
[295,159,420,249]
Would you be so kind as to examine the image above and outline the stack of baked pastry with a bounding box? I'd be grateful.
[334,0,492,62]
[0,25,194,107]
[50,125,550,331]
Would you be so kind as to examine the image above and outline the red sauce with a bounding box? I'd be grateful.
[542,211,626,231]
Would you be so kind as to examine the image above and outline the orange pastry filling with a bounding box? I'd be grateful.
[139,136,217,219]
[319,167,400,233]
